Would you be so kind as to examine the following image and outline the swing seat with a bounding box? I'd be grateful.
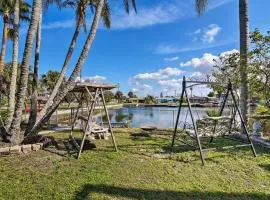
[186,116,232,138]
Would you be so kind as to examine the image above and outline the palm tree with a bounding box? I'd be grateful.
[239,0,249,124]
[26,1,62,132]
[196,0,250,124]
[28,0,137,136]
[0,0,31,78]
[8,0,42,144]
[25,9,42,133]
[37,0,112,122]
[36,0,135,123]
[7,0,31,127]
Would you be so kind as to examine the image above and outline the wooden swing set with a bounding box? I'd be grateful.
[171,76,257,165]
[68,82,118,159]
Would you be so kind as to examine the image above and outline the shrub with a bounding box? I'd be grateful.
[206,109,219,117]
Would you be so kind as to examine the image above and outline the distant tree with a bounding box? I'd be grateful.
[0,0,31,78]
[103,91,114,103]
[128,91,136,98]
[1,62,33,98]
[40,70,61,92]
[144,95,156,104]
[249,29,270,107]
[212,52,240,96]
[115,91,123,103]
[207,91,215,97]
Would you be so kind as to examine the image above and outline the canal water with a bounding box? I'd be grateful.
[98,107,211,129]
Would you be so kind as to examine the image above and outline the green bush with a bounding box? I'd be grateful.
[206,109,219,117]
[251,105,270,136]
[254,105,270,115]
[0,110,10,125]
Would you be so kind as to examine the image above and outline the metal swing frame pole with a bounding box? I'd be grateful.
[229,80,257,157]
[171,76,185,147]
[209,81,231,143]
[184,88,205,166]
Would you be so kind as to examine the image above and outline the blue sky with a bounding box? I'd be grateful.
[3,0,270,97]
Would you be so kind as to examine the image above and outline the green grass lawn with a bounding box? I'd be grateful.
[0,128,269,200]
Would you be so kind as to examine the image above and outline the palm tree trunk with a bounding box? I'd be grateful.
[37,21,82,122]
[26,10,43,134]
[8,0,42,144]
[239,0,249,124]
[27,0,105,137]
[0,13,9,77]
[7,0,20,128]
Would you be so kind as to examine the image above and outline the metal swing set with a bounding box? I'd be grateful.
[171,76,257,165]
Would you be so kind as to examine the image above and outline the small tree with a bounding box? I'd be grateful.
[115,91,123,103]
[40,70,61,92]
[207,91,215,97]
[144,95,155,104]
[128,91,136,98]
[103,91,114,103]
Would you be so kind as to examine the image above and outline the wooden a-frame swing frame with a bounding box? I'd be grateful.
[69,83,118,159]
[171,76,257,165]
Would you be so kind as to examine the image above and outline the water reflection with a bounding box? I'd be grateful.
[98,107,211,128]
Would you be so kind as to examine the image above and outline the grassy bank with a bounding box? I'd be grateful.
[0,128,269,199]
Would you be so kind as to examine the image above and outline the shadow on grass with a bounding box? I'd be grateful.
[259,164,270,172]
[42,138,97,158]
[73,184,268,200]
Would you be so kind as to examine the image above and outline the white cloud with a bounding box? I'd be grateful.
[42,0,235,31]
[164,56,179,62]
[42,2,187,31]
[131,83,153,95]
[158,78,182,90]
[43,20,74,30]
[202,24,221,43]
[207,0,236,11]
[179,49,239,74]
[180,53,218,74]
[155,40,234,54]
[77,75,107,83]
[220,49,239,57]
[111,2,186,30]
[133,67,183,81]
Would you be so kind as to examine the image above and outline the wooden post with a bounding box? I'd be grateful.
[77,88,99,159]
[70,92,83,137]
[100,88,118,152]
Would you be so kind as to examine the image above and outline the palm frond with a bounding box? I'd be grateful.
[101,0,111,29]
[76,0,87,32]
[123,0,137,14]
[196,0,208,16]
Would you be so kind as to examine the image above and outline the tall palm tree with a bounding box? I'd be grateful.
[6,0,31,127]
[26,1,62,132]
[25,9,42,133]
[8,0,42,144]
[197,0,250,124]
[37,0,112,122]
[0,0,31,78]
[28,0,137,136]
[239,0,249,124]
